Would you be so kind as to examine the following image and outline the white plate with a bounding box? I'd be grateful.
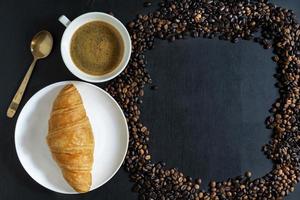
[15,81,129,194]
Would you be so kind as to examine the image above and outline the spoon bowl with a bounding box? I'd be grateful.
[31,30,53,59]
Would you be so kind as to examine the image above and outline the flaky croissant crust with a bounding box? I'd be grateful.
[47,84,94,193]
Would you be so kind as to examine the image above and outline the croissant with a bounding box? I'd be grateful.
[47,84,94,193]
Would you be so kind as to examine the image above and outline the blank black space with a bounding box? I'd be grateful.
[142,37,276,188]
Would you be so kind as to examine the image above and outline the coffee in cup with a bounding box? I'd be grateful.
[70,21,124,76]
[59,12,131,83]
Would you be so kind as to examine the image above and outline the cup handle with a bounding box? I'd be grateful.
[58,15,71,27]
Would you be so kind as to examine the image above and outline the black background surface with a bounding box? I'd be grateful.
[0,0,300,199]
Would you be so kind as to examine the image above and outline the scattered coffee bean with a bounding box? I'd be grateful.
[144,1,152,7]
[245,171,252,178]
[150,85,158,90]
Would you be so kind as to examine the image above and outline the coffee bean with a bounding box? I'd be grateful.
[144,1,152,7]
[245,171,252,178]
[150,85,158,90]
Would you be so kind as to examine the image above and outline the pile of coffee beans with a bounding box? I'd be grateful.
[105,0,300,199]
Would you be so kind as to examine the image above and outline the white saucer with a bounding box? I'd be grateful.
[15,81,129,194]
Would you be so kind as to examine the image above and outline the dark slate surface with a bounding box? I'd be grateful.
[0,0,299,199]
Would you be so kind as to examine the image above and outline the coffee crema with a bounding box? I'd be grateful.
[70,21,124,76]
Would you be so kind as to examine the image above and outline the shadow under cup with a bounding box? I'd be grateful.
[60,12,132,83]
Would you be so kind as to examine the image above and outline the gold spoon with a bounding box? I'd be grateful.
[7,30,53,118]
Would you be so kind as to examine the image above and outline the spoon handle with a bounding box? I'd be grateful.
[7,58,37,118]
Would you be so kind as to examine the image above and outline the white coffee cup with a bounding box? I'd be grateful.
[59,12,132,83]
